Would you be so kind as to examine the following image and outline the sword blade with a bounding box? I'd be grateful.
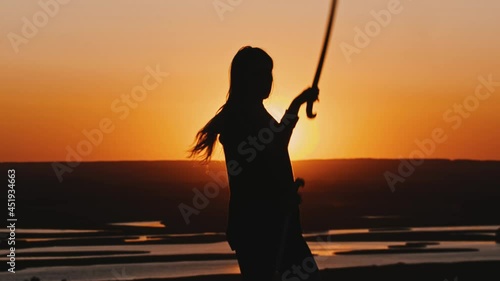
[307,0,339,118]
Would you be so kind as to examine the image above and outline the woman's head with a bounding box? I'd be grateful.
[228,46,273,104]
[189,46,273,162]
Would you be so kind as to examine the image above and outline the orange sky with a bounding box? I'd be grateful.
[1,0,499,162]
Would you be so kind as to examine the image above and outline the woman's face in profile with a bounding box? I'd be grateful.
[245,64,273,101]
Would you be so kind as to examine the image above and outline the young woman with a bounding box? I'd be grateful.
[190,46,321,281]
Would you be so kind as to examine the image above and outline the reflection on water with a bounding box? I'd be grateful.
[109,221,166,228]
[18,232,226,244]
[1,225,499,281]
[411,225,499,232]
[124,235,163,242]
[361,215,401,219]
[304,225,499,237]
[23,238,58,242]
[1,260,242,281]
[303,228,368,237]
[2,241,499,281]
[167,232,224,237]
[0,229,101,234]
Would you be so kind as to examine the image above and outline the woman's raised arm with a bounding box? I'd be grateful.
[275,87,320,146]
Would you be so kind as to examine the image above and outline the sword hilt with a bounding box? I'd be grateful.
[306,99,317,119]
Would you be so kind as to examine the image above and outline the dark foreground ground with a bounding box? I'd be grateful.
[118,261,499,281]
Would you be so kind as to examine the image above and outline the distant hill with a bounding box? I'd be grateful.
[1,159,499,233]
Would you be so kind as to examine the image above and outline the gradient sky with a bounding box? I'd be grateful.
[1,0,499,162]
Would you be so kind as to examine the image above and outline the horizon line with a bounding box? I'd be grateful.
[2,157,500,164]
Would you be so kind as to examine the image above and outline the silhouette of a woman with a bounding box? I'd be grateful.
[190,46,321,281]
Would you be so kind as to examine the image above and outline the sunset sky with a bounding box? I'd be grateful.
[1,0,499,162]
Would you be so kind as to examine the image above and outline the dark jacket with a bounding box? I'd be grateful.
[219,105,301,250]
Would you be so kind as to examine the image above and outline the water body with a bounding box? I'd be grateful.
[1,225,499,281]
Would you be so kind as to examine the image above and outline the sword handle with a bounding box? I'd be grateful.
[306,98,317,118]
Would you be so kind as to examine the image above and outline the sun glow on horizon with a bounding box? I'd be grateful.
[265,93,321,160]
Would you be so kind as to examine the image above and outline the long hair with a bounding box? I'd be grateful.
[189,46,273,162]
